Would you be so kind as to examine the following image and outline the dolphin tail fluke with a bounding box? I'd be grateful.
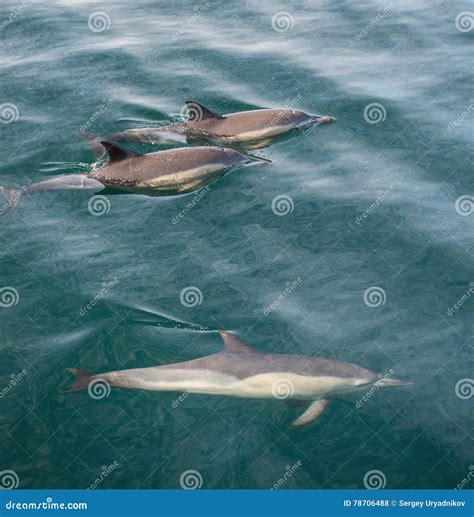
[292,399,331,426]
[75,131,106,160]
[66,368,93,392]
[0,186,23,215]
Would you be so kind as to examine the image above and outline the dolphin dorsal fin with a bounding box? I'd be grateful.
[100,140,142,163]
[218,331,258,354]
[185,101,224,121]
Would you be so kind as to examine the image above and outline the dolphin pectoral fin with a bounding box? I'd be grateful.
[185,101,224,121]
[100,140,143,163]
[292,399,331,427]
[75,131,106,160]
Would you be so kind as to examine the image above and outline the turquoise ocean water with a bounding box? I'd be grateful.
[0,1,473,489]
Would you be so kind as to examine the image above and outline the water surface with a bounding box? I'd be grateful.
[0,0,473,489]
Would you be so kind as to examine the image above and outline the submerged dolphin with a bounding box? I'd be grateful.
[0,141,269,211]
[87,101,335,154]
[67,331,412,426]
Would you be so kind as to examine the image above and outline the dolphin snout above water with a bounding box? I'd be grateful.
[67,331,412,428]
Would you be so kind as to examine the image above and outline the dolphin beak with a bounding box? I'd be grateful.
[311,115,336,125]
[373,377,413,387]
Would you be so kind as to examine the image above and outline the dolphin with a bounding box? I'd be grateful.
[85,101,335,155]
[0,141,270,212]
[67,331,412,427]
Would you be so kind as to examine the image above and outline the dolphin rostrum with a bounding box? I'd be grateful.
[85,101,335,154]
[67,331,412,427]
[0,141,269,212]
